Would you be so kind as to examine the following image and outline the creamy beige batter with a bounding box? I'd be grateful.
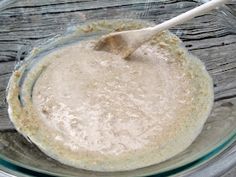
[7,26,213,171]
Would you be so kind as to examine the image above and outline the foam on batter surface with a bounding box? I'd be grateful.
[7,29,213,171]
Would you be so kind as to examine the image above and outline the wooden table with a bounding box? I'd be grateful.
[0,0,235,176]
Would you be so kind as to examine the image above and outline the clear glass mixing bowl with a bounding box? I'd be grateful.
[0,0,236,176]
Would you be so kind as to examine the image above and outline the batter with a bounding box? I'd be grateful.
[7,25,213,171]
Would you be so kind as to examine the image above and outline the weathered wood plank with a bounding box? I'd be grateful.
[0,107,14,130]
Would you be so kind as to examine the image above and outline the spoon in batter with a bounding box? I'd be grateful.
[95,0,228,58]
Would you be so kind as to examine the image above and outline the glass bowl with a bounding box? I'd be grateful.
[0,0,236,176]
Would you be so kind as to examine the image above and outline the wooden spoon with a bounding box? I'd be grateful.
[95,0,229,59]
